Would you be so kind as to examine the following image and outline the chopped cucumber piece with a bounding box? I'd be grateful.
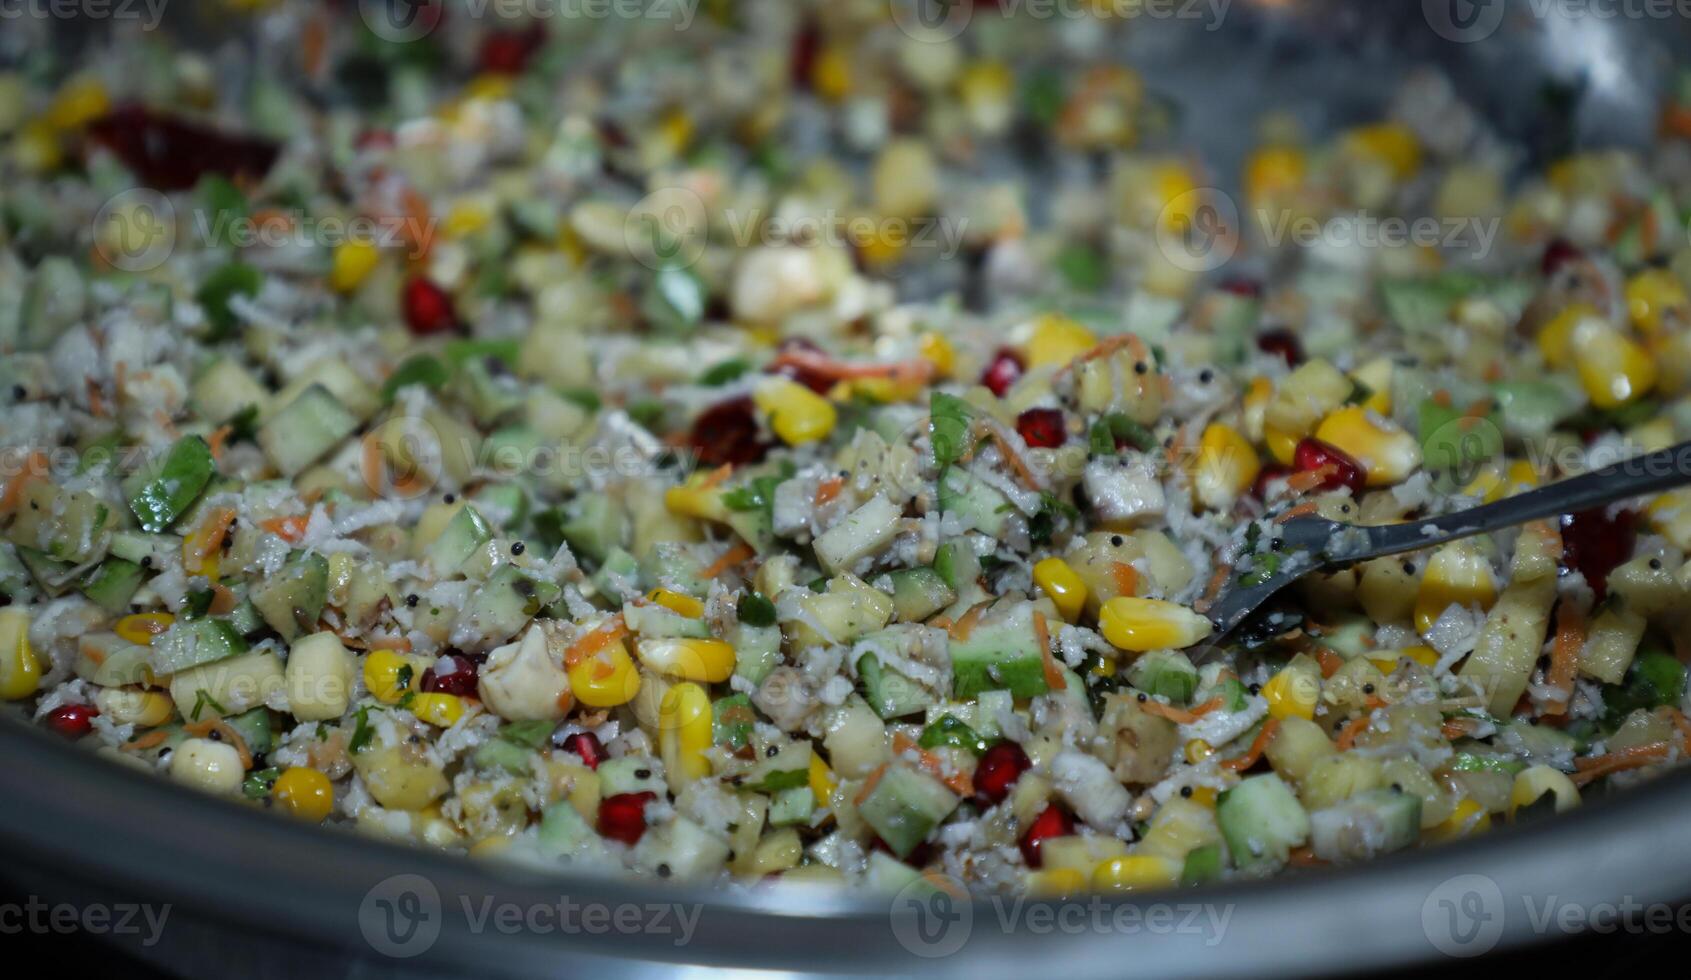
[933,541,980,592]
[950,602,1050,699]
[768,786,815,827]
[560,493,627,564]
[1181,843,1224,885]
[1217,773,1310,872]
[857,765,960,858]
[249,552,329,641]
[425,504,494,574]
[1307,788,1421,863]
[731,622,782,685]
[712,693,756,749]
[598,756,667,797]
[454,565,559,648]
[257,384,358,477]
[1127,650,1199,705]
[888,567,955,623]
[149,618,248,676]
[80,559,145,614]
[623,602,711,639]
[937,467,1010,538]
[74,633,152,686]
[858,652,934,720]
[124,436,215,533]
[814,494,903,574]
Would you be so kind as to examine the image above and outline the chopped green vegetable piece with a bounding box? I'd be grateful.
[381,354,451,404]
[498,719,557,749]
[713,693,756,749]
[196,262,263,339]
[123,436,215,533]
[348,704,376,753]
[242,767,281,800]
[930,392,973,469]
[698,359,751,386]
[917,714,992,756]
[736,592,777,627]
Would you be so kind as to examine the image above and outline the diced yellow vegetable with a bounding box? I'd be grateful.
[1265,359,1352,438]
[1314,406,1422,487]
[1350,357,1394,415]
[1414,543,1497,633]
[568,641,642,708]
[659,681,713,789]
[809,754,838,805]
[1509,765,1580,817]
[411,693,466,728]
[170,737,246,795]
[1571,318,1656,409]
[754,378,837,446]
[1343,122,1421,179]
[648,589,705,619]
[1262,664,1321,721]
[1537,303,1599,369]
[1025,313,1098,370]
[1032,558,1088,623]
[363,649,422,705]
[1027,867,1088,897]
[1092,854,1181,893]
[46,77,110,130]
[1626,268,1689,337]
[1184,739,1215,764]
[1425,797,1491,843]
[1098,597,1214,652]
[95,688,174,727]
[1192,423,1261,510]
[1244,144,1307,205]
[115,612,175,646]
[273,767,335,822]
[330,241,382,293]
[918,332,956,378]
[636,637,737,683]
[0,609,41,701]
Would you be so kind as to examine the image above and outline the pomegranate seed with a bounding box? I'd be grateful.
[1019,805,1074,868]
[86,105,280,192]
[973,741,1031,805]
[45,704,98,739]
[1255,328,1304,367]
[687,396,771,468]
[980,348,1025,398]
[1561,507,1637,600]
[1541,238,1585,278]
[558,731,606,770]
[598,791,656,845]
[1218,278,1263,299]
[790,20,821,89]
[479,27,544,75]
[1015,408,1067,449]
[1251,463,1293,500]
[402,277,458,336]
[420,655,478,697]
[1293,438,1366,495]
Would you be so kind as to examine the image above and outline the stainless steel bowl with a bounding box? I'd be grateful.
[6,2,1691,976]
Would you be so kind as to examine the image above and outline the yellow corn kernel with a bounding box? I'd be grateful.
[1505,460,1540,490]
[1092,854,1181,893]
[46,77,110,130]
[468,834,515,858]
[115,612,176,646]
[0,609,41,701]
[809,754,838,805]
[812,45,853,102]
[1647,488,1691,551]
[1192,422,1261,510]
[1184,739,1215,764]
[273,767,335,822]
[1344,122,1421,179]
[1571,318,1656,409]
[1537,303,1599,369]
[657,109,693,157]
[853,221,906,268]
[918,332,956,378]
[14,119,63,174]
[659,681,713,786]
[664,476,731,523]
[1351,357,1394,415]
[411,693,466,728]
[96,687,175,727]
[1151,162,1200,230]
[1426,797,1491,843]
[1262,666,1321,721]
[1033,558,1089,623]
[1626,268,1689,337]
[363,649,421,705]
[568,640,641,708]
[1314,406,1423,487]
[1414,543,1497,634]
[464,73,515,101]
[648,589,705,619]
[1244,144,1307,205]
[636,637,737,683]
[443,197,495,239]
[1242,377,1274,442]
[753,378,837,446]
[1461,466,1507,505]
[1186,785,1218,808]
[1025,313,1098,370]
[1265,359,1352,438]
[330,241,382,294]
[1368,645,1441,673]
[1098,597,1214,652]
[1509,765,1580,817]
[1027,867,1088,897]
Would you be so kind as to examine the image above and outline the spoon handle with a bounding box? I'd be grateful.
[1358,441,1691,561]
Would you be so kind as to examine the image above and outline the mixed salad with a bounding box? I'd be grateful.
[5,3,1691,894]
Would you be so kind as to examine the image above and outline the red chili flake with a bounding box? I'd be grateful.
[1255,328,1304,367]
[687,396,771,468]
[1561,507,1637,600]
[86,105,280,192]
[1293,438,1366,495]
[980,348,1025,398]
[402,277,459,336]
[1015,408,1067,449]
[1019,805,1075,868]
[972,741,1031,805]
[597,791,656,845]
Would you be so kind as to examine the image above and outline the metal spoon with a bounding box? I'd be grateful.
[1201,441,1691,643]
